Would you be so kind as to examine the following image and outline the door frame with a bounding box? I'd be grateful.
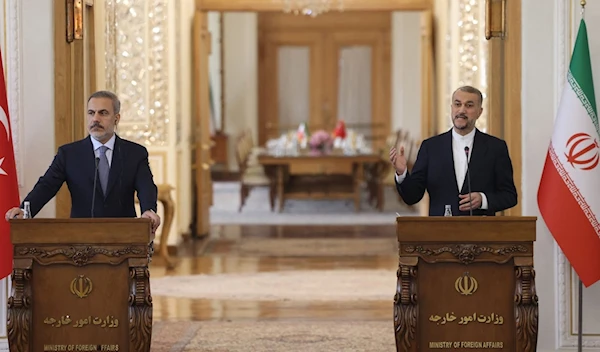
[194,0,522,216]
[198,0,435,140]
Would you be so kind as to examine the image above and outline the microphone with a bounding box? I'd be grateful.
[91,157,100,218]
[464,146,473,216]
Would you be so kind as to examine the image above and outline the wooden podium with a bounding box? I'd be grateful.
[393,216,538,351]
[6,218,153,352]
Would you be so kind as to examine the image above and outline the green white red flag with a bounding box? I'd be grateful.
[538,18,600,287]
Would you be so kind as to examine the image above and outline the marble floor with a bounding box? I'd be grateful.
[149,224,398,322]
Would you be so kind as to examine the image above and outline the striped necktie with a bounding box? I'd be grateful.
[98,145,110,195]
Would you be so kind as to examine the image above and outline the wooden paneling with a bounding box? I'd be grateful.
[503,0,522,217]
[420,10,435,139]
[258,30,325,144]
[192,11,212,236]
[488,0,522,216]
[395,216,538,350]
[54,0,96,218]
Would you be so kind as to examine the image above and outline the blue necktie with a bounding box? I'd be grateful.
[98,146,110,195]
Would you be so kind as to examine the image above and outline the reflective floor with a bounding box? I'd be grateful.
[149,224,398,322]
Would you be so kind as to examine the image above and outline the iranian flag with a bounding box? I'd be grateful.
[538,18,600,287]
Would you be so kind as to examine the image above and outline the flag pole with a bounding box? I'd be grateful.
[577,2,586,350]
[578,278,583,352]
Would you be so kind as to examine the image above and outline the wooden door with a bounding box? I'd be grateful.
[258,12,391,146]
[324,30,389,147]
[259,31,325,142]
[54,0,97,218]
[192,11,213,237]
[487,0,522,216]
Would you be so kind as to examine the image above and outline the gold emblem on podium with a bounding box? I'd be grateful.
[70,275,93,298]
[455,272,478,296]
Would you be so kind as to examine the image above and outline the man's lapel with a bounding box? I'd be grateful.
[84,136,104,195]
[442,130,460,194]
[460,129,488,194]
[104,136,123,198]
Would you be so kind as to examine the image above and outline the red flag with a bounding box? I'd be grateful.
[537,20,600,287]
[0,48,19,280]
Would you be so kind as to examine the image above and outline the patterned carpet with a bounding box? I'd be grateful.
[150,320,396,351]
[150,269,397,301]
[211,237,398,257]
[210,182,419,225]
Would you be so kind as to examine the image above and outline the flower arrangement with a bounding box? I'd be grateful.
[308,129,333,152]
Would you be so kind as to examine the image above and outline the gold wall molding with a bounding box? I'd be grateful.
[105,0,170,146]
[439,0,489,134]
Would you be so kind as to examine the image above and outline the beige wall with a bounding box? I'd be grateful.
[524,0,600,349]
[0,0,55,348]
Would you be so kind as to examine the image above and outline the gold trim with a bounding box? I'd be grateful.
[455,273,478,295]
[148,150,169,184]
[485,0,506,40]
[74,0,84,40]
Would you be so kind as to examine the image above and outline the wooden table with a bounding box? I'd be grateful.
[258,150,383,212]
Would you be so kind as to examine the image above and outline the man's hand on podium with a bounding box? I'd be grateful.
[5,207,23,220]
[141,209,161,235]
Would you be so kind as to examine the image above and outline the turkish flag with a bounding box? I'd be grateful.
[0,48,19,280]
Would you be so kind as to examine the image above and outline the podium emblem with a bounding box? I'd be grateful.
[455,272,478,296]
[70,275,93,298]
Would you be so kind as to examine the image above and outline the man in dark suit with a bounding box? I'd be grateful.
[5,90,161,232]
[389,85,517,216]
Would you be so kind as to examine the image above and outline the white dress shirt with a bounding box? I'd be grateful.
[395,128,488,210]
[90,134,116,167]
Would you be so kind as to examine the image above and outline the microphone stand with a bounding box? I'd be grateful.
[464,146,473,216]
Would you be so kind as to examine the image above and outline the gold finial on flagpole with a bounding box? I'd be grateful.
[580,0,586,7]
[581,0,586,18]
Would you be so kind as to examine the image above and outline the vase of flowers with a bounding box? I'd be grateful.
[308,130,333,154]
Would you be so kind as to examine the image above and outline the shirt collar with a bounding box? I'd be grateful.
[451,128,476,144]
[90,133,116,151]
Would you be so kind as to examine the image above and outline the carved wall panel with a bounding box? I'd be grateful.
[105,0,170,146]
[1,0,24,190]
[148,153,167,185]
[439,0,488,134]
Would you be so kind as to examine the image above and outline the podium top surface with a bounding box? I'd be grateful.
[9,218,153,244]
[396,216,537,242]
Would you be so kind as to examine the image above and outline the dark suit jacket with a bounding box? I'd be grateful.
[396,129,517,216]
[22,135,158,218]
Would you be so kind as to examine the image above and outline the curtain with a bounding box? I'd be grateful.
[336,46,372,136]
[278,46,310,133]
